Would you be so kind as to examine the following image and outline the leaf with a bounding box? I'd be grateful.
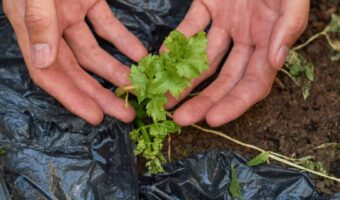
[129,129,141,142]
[139,54,158,78]
[130,100,148,119]
[176,32,209,79]
[229,165,243,200]
[149,124,167,138]
[130,64,149,103]
[247,152,269,167]
[325,14,340,33]
[329,40,340,52]
[149,121,180,138]
[146,95,167,122]
[146,158,165,174]
[162,120,181,133]
[164,31,188,56]
[330,51,340,61]
[302,85,311,100]
[151,68,190,98]
[286,51,314,81]
[0,148,5,156]
[283,50,314,99]
[296,156,328,174]
[305,63,314,81]
[134,139,146,155]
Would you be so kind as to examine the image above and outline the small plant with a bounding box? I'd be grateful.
[0,148,5,156]
[115,17,340,184]
[283,13,340,99]
[117,31,209,174]
[295,156,328,174]
[247,151,269,167]
[229,164,242,200]
[282,51,314,99]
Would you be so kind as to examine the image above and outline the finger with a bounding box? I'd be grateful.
[4,1,104,125]
[58,40,135,123]
[87,0,147,62]
[160,0,211,52]
[268,0,310,70]
[25,0,59,68]
[165,24,231,109]
[64,22,131,87]
[32,66,105,125]
[173,44,253,126]
[159,0,212,112]
[176,0,211,36]
[206,47,277,127]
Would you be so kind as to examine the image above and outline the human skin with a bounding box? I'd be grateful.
[3,0,148,125]
[3,0,310,127]
[165,0,310,127]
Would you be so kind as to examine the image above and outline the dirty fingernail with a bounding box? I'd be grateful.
[31,43,52,69]
[275,45,289,68]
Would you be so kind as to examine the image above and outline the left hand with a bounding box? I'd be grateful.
[165,0,310,127]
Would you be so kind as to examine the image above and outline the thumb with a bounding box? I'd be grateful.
[25,0,59,69]
[268,0,310,70]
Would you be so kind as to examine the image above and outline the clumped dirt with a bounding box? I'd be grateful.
[167,0,340,195]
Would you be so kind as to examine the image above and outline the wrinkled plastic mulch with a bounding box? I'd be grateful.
[0,0,339,199]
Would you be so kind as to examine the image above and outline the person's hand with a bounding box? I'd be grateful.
[165,0,310,127]
[3,0,147,125]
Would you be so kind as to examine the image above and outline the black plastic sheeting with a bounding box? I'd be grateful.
[140,151,340,200]
[0,0,339,199]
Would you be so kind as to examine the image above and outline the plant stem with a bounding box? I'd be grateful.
[314,143,339,150]
[293,32,326,51]
[191,124,340,183]
[280,69,300,86]
[124,92,129,108]
[136,119,152,153]
[123,85,136,91]
[191,124,266,153]
[168,134,172,162]
[324,34,340,51]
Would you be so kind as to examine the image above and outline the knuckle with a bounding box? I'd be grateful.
[25,10,50,30]
[230,93,251,109]
[94,26,109,39]
[93,15,115,37]
[99,12,114,25]
[245,74,272,98]
[85,42,100,55]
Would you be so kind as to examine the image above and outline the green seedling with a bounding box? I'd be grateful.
[118,31,208,174]
[282,50,314,99]
[115,17,340,180]
[283,13,340,99]
[0,148,5,156]
[247,151,270,167]
[295,156,328,175]
[229,164,243,200]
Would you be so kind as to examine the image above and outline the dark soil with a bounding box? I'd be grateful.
[165,0,340,195]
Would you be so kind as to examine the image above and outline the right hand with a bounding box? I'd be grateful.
[3,0,148,125]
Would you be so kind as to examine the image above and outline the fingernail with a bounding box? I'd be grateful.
[275,45,289,67]
[31,43,51,68]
